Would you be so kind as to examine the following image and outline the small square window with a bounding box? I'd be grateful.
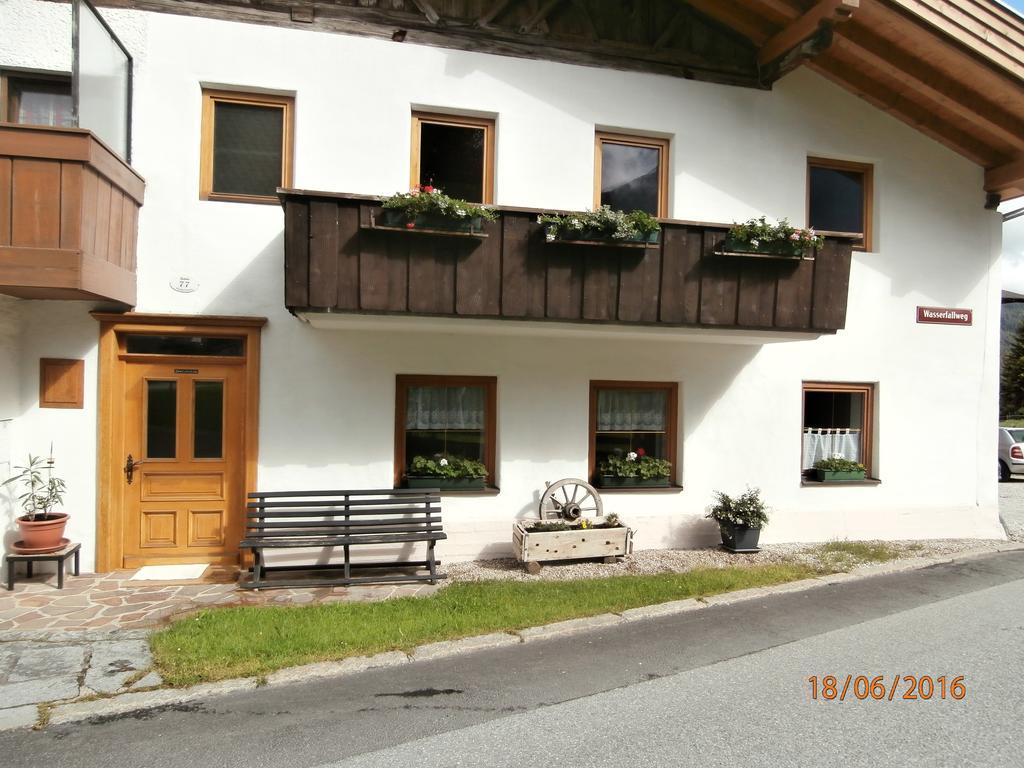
[395,375,497,487]
[411,112,494,204]
[595,132,669,217]
[2,72,73,127]
[802,382,875,479]
[200,89,293,203]
[589,381,678,488]
[808,157,873,251]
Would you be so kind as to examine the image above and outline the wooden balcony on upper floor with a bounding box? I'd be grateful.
[280,190,855,336]
[0,124,144,305]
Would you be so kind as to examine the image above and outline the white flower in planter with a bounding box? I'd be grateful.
[439,458,449,467]
[751,239,760,248]
[832,452,844,460]
[627,451,638,461]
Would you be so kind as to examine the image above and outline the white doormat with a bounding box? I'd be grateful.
[130,563,209,581]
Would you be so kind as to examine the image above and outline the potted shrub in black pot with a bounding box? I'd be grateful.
[405,455,488,491]
[706,487,768,553]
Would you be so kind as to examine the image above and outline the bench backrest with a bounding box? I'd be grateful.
[245,489,443,540]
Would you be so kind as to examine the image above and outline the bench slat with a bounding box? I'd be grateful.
[249,488,438,499]
[248,498,439,510]
[247,518,440,530]
[246,506,437,519]
[242,531,447,548]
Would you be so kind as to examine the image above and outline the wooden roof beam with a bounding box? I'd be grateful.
[519,0,562,34]
[409,0,442,26]
[758,0,858,65]
[478,0,513,27]
[987,156,1024,199]
[679,0,773,44]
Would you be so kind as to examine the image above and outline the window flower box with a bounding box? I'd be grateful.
[375,187,495,237]
[719,235,811,259]
[597,475,671,488]
[717,216,823,260]
[548,228,660,246]
[406,476,487,490]
[538,206,660,248]
[814,469,867,483]
[376,208,487,235]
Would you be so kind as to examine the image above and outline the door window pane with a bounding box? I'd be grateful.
[599,141,662,216]
[193,381,224,459]
[212,100,285,196]
[146,380,176,459]
[418,121,486,203]
[125,335,244,356]
[6,76,73,127]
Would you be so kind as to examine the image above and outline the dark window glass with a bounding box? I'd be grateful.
[419,122,485,203]
[405,385,486,474]
[146,380,176,459]
[212,101,284,196]
[594,388,668,470]
[125,335,244,356]
[193,381,224,459]
[600,142,661,216]
[802,390,865,468]
[6,76,73,127]
[808,165,865,235]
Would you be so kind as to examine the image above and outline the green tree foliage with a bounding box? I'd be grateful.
[1001,317,1024,418]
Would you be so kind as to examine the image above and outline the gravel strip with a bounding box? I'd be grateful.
[446,539,1009,583]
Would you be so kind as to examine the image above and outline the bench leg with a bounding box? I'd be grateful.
[253,549,264,587]
[427,541,438,585]
[344,544,351,582]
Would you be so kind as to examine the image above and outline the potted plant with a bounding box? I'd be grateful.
[706,487,768,553]
[514,513,634,573]
[538,206,661,245]
[378,186,497,234]
[3,453,69,552]
[813,454,867,482]
[597,449,672,488]
[406,454,488,491]
[722,216,823,258]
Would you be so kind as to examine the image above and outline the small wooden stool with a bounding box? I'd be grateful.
[5,542,81,590]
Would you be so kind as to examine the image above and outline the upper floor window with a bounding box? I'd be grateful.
[411,111,494,204]
[594,132,669,217]
[200,88,293,203]
[808,157,873,251]
[1,72,73,127]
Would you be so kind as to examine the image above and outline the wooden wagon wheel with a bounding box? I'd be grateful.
[538,478,604,521]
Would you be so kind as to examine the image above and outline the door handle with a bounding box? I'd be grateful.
[124,454,146,485]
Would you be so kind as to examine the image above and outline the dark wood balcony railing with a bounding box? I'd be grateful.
[281,190,854,334]
[0,124,144,305]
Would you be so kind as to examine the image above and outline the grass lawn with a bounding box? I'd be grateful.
[1001,419,1024,427]
[812,540,910,570]
[153,563,822,686]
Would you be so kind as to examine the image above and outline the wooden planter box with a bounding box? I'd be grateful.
[814,469,867,483]
[513,518,634,567]
[547,228,660,247]
[596,476,671,488]
[374,208,487,235]
[407,476,487,490]
[716,236,812,261]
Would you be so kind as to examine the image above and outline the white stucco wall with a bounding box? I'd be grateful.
[0,0,1006,570]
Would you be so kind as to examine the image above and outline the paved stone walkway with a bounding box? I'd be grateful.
[0,570,441,632]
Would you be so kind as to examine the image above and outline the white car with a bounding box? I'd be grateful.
[998,427,1024,481]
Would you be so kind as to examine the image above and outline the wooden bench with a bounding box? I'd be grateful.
[240,489,446,589]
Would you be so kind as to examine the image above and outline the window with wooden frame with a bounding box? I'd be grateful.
[200,89,293,203]
[589,381,678,488]
[1,70,73,127]
[802,382,876,479]
[594,132,669,218]
[807,157,874,251]
[411,111,495,204]
[395,375,497,488]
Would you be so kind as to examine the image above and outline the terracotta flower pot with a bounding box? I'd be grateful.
[16,512,69,552]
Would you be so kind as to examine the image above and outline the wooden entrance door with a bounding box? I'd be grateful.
[121,361,246,567]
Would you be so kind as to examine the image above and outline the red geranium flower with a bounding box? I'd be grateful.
[422,185,434,193]
[405,221,416,229]
[636,447,646,457]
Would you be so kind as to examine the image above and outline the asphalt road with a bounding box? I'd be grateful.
[4,551,1023,768]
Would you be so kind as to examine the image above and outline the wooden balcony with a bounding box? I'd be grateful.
[0,125,144,305]
[281,190,855,335]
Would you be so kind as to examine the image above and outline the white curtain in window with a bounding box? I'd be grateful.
[406,386,485,430]
[597,389,667,432]
[802,429,861,470]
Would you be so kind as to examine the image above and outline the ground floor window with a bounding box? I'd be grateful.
[589,381,678,487]
[802,382,875,478]
[394,375,497,487]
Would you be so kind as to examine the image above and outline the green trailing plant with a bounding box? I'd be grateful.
[599,452,671,480]
[813,455,866,473]
[381,186,496,225]
[727,216,824,256]
[706,487,769,529]
[409,455,488,479]
[3,454,67,521]
[537,206,661,242]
